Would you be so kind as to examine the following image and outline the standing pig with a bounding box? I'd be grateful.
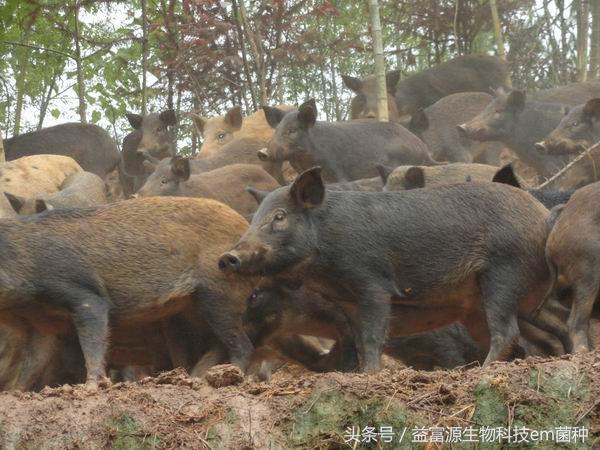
[457,90,570,179]
[3,123,120,179]
[545,181,600,353]
[192,105,294,159]
[342,54,511,119]
[260,100,435,182]
[219,167,551,371]
[0,197,255,387]
[121,110,177,193]
[408,92,501,164]
[379,162,499,191]
[136,162,279,217]
[5,171,108,215]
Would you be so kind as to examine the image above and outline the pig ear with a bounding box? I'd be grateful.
[143,159,157,174]
[290,167,325,208]
[4,192,25,213]
[298,100,317,129]
[341,75,362,93]
[404,166,425,189]
[126,113,143,130]
[386,70,401,92]
[224,106,243,130]
[190,113,207,135]
[506,90,526,113]
[159,109,177,126]
[170,157,191,181]
[492,164,521,188]
[409,109,429,133]
[35,199,49,213]
[246,186,271,205]
[582,98,600,121]
[375,164,394,183]
[491,86,506,97]
[262,106,286,129]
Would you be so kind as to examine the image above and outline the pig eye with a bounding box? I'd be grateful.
[274,211,286,221]
[247,289,260,306]
[160,177,168,185]
[156,126,165,133]
[571,121,578,127]
[218,133,226,140]
[287,128,296,135]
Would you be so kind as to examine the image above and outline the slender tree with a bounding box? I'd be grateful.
[368,0,388,121]
[141,0,148,115]
[576,0,589,82]
[489,0,505,58]
[73,0,87,123]
[590,0,600,78]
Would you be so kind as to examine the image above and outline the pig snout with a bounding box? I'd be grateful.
[219,251,242,272]
[534,141,548,153]
[257,148,270,162]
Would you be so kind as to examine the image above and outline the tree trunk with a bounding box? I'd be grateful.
[237,0,267,105]
[74,0,87,123]
[590,0,600,79]
[368,0,388,121]
[12,46,30,135]
[576,0,590,82]
[37,71,58,130]
[0,137,5,163]
[489,0,505,58]
[141,0,148,115]
[231,0,257,110]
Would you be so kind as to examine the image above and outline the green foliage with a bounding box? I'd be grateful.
[106,412,160,450]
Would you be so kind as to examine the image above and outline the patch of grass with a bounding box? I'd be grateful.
[510,367,592,449]
[287,385,424,449]
[108,413,160,450]
[472,382,507,428]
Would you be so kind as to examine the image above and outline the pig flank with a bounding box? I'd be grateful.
[222,168,550,371]
[408,92,500,163]
[136,163,279,217]
[3,123,120,179]
[6,171,108,216]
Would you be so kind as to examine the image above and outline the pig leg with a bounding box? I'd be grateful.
[67,292,111,384]
[12,332,60,391]
[567,274,599,353]
[478,268,521,366]
[190,345,228,377]
[192,288,254,372]
[357,287,391,372]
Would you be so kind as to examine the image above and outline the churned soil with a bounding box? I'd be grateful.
[0,351,598,449]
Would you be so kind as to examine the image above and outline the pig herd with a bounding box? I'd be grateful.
[1,54,600,391]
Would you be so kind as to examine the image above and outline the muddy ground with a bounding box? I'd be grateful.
[0,350,598,449]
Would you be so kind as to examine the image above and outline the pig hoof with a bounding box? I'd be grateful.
[205,364,244,388]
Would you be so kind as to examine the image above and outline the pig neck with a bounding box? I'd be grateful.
[306,123,356,182]
[505,101,568,176]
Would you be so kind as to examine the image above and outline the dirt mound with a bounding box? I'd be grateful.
[1,352,598,449]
